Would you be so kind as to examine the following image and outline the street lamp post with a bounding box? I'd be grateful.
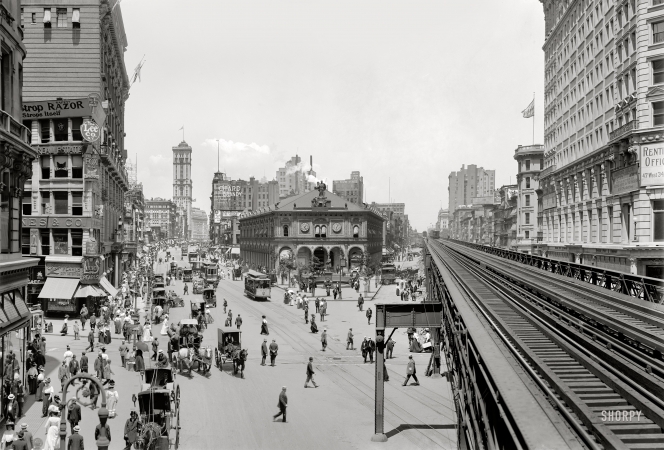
[59,374,109,449]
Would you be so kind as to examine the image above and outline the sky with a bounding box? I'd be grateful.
[121,0,545,231]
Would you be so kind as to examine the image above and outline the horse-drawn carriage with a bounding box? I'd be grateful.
[202,288,217,307]
[214,327,247,378]
[192,279,205,294]
[190,299,205,319]
[174,320,211,376]
[167,290,184,308]
[137,367,180,449]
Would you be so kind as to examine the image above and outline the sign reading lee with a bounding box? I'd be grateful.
[81,119,101,142]
[641,146,664,187]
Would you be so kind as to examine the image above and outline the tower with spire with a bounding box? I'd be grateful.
[173,141,193,239]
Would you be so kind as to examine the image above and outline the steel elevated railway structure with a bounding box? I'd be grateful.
[422,238,664,450]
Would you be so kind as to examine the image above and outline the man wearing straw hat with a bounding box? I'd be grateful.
[67,425,84,450]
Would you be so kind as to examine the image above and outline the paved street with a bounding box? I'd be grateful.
[159,249,456,449]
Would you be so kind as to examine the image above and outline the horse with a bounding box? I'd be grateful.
[232,348,248,378]
[177,348,192,377]
[195,346,212,374]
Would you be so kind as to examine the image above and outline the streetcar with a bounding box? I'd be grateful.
[380,263,397,285]
[244,270,271,300]
[203,263,219,288]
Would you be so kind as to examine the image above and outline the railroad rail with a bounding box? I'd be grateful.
[425,238,664,450]
[446,239,663,304]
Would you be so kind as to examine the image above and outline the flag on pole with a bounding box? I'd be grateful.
[179,126,184,131]
[111,0,122,12]
[130,56,145,86]
[521,99,534,118]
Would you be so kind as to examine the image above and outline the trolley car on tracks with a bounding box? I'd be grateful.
[244,270,271,300]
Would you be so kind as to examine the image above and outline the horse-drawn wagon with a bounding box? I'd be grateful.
[174,319,211,376]
[189,299,204,319]
[214,327,247,378]
[202,287,217,307]
[137,367,180,449]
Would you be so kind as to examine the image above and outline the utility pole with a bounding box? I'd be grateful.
[216,139,220,172]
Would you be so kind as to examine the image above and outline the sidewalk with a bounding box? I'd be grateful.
[272,277,383,301]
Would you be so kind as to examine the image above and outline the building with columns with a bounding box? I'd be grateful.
[536,0,664,277]
[238,183,384,271]
[173,141,192,239]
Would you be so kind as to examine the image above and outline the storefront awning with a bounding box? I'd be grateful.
[99,277,119,298]
[74,285,106,298]
[38,278,79,300]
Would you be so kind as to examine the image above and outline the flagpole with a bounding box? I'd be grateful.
[532,92,535,145]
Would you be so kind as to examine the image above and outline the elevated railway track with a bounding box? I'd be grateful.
[425,239,664,449]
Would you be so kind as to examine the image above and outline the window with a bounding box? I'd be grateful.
[525,195,531,207]
[654,200,664,242]
[314,225,321,237]
[525,213,530,225]
[39,119,50,143]
[654,101,664,126]
[72,155,82,178]
[31,13,35,24]
[654,22,664,44]
[53,119,67,141]
[283,225,289,237]
[525,230,530,239]
[52,229,68,254]
[71,118,83,141]
[56,8,66,27]
[21,228,30,255]
[526,177,531,189]
[0,171,8,252]
[53,191,68,214]
[525,160,531,170]
[72,9,80,28]
[43,8,51,27]
[22,191,31,216]
[353,225,359,238]
[71,229,82,256]
[321,225,327,238]
[40,229,49,255]
[41,192,50,214]
[72,192,82,216]
[53,155,68,178]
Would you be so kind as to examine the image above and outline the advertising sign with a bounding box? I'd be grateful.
[22,217,98,228]
[612,164,639,195]
[80,256,102,284]
[213,180,245,212]
[542,193,556,210]
[81,119,101,142]
[46,263,82,278]
[641,145,664,187]
[214,211,221,224]
[22,98,106,125]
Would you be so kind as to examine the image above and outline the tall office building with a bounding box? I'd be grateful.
[536,0,664,277]
[173,141,192,239]
[333,171,364,205]
[448,165,496,213]
[276,155,316,199]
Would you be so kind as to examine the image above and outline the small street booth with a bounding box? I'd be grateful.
[37,255,117,316]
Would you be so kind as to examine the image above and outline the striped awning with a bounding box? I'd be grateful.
[38,278,79,300]
[99,276,118,297]
[74,285,106,298]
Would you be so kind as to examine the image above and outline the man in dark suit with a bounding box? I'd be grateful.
[12,431,28,450]
[261,339,268,366]
[268,340,278,367]
[273,387,287,422]
[18,424,32,450]
[68,400,82,434]
[68,425,84,450]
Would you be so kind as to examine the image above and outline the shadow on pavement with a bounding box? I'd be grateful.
[385,423,456,438]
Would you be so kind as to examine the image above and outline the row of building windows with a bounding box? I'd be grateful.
[21,8,81,29]
[22,190,83,216]
[279,224,360,238]
[23,118,85,144]
[21,228,84,256]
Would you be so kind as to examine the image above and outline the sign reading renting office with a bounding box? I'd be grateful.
[641,146,664,187]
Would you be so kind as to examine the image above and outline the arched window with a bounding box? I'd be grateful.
[283,225,289,237]
[321,225,327,237]
[315,225,321,237]
[353,225,359,238]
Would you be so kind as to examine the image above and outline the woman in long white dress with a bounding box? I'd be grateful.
[160,315,169,336]
[142,323,153,342]
[43,423,59,450]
